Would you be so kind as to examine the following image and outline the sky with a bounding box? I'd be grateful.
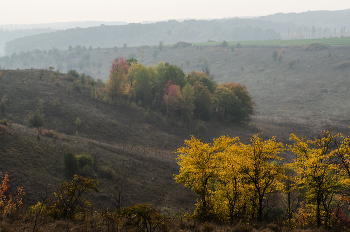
[1,0,349,25]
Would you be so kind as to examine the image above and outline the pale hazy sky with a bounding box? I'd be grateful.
[1,0,349,25]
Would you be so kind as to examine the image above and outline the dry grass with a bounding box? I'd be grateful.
[302,43,328,51]
[333,60,350,69]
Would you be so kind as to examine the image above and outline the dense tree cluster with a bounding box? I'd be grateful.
[175,131,350,228]
[104,57,254,122]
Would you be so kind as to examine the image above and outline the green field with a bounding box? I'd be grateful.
[192,37,350,47]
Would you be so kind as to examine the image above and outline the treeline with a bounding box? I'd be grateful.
[257,8,350,28]
[0,28,56,55]
[94,57,254,123]
[4,18,284,54]
[175,131,350,228]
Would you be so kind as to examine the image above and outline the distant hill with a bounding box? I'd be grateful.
[257,8,350,28]
[0,28,56,56]
[0,20,128,31]
[4,19,285,55]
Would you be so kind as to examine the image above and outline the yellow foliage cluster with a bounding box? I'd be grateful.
[175,131,350,227]
[175,134,284,222]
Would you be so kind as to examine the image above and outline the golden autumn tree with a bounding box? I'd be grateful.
[174,135,237,221]
[175,134,285,222]
[233,134,285,221]
[288,131,347,227]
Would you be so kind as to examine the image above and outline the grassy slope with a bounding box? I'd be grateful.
[0,69,255,212]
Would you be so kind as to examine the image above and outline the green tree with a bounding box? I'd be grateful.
[128,63,154,106]
[181,83,195,122]
[194,86,213,121]
[126,58,138,66]
[215,82,254,121]
[64,150,79,177]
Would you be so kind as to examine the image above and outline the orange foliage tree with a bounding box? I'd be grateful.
[0,172,25,216]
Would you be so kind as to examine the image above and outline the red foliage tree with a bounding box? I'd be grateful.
[110,57,129,76]
[163,80,183,116]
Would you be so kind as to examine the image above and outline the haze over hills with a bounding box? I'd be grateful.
[256,8,350,28]
[1,8,350,56]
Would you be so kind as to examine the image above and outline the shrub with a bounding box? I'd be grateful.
[185,59,190,66]
[27,110,44,127]
[272,50,278,61]
[120,204,168,232]
[76,153,94,170]
[0,71,2,79]
[0,118,7,125]
[287,58,297,68]
[257,67,265,72]
[64,150,79,176]
[98,166,116,180]
[236,43,242,48]
[80,73,86,84]
[221,40,228,47]
[73,79,81,91]
[281,48,285,54]
[67,69,80,78]
[172,41,192,49]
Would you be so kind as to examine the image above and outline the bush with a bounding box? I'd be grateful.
[64,150,79,176]
[221,40,228,47]
[27,110,44,127]
[120,204,168,232]
[236,43,242,48]
[51,175,98,219]
[76,153,94,170]
[80,73,86,84]
[272,50,278,61]
[172,41,192,49]
[0,118,7,125]
[98,166,116,180]
[287,58,297,68]
[73,79,82,91]
[67,69,80,78]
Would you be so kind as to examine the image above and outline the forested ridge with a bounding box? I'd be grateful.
[4,18,284,54]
